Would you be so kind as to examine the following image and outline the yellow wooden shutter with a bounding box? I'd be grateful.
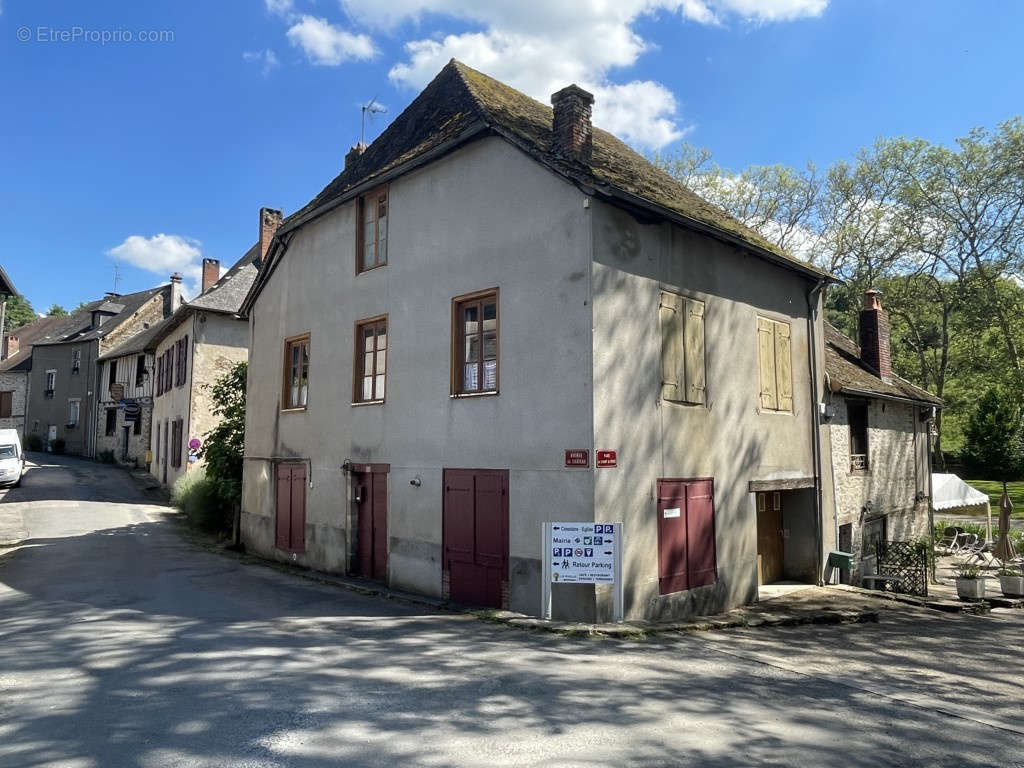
[659,291,682,401]
[774,320,793,411]
[683,298,706,404]
[757,316,777,410]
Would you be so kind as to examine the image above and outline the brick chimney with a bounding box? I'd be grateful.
[551,84,594,163]
[259,207,283,266]
[169,273,183,315]
[345,142,367,169]
[859,288,892,383]
[3,333,18,360]
[201,258,220,294]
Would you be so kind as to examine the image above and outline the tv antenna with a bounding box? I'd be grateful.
[113,263,122,294]
[360,97,387,145]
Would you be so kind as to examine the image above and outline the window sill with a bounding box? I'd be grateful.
[757,408,793,416]
[849,469,870,476]
[280,406,308,414]
[450,390,499,399]
[356,263,387,276]
[351,399,384,407]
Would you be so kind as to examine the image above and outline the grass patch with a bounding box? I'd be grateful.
[964,479,1024,517]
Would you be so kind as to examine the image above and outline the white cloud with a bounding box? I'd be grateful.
[107,234,204,297]
[286,15,376,66]
[343,0,828,150]
[265,0,295,18]
[243,48,280,76]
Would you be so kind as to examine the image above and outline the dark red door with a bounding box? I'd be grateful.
[443,469,508,608]
[657,478,717,595]
[355,471,388,581]
[275,463,306,553]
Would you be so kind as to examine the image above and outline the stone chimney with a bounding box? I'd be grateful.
[259,207,284,266]
[201,258,220,294]
[859,289,892,383]
[169,273,183,315]
[3,333,18,360]
[345,142,367,169]
[551,84,594,163]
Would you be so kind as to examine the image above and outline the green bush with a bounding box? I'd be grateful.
[97,450,116,464]
[51,438,66,455]
[25,434,43,451]
[171,471,230,533]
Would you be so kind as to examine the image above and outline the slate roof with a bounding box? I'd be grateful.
[101,246,259,361]
[0,315,66,372]
[248,61,832,311]
[30,286,167,349]
[824,322,942,406]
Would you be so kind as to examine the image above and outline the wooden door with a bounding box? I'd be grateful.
[443,469,508,608]
[275,463,306,553]
[657,478,718,595]
[756,492,784,584]
[355,470,388,581]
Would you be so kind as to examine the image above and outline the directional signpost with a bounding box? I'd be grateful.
[542,521,623,623]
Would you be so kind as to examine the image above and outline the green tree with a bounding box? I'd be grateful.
[46,304,68,317]
[3,294,36,332]
[962,388,1024,489]
[199,362,247,515]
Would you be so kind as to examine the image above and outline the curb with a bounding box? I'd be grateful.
[0,531,29,548]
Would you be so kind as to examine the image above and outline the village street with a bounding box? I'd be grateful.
[0,456,1021,768]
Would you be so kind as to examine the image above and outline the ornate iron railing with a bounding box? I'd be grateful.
[850,453,868,471]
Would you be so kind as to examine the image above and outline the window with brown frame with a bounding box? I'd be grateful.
[357,186,388,273]
[354,317,387,403]
[452,290,498,395]
[282,335,310,410]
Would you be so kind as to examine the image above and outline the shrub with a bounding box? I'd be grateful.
[97,450,116,464]
[172,470,231,533]
[954,562,981,579]
[25,434,43,451]
[51,438,66,454]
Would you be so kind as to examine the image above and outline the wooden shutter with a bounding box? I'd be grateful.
[683,298,706,404]
[289,464,307,553]
[757,316,777,410]
[659,291,683,402]
[774,321,793,411]
[275,465,291,550]
[0,391,11,418]
[686,480,717,588]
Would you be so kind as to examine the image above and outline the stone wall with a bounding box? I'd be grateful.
[0,371,27,439]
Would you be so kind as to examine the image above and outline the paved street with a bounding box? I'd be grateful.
[0,456,1021,767]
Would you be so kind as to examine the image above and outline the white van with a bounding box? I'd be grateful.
[0,429,24,487]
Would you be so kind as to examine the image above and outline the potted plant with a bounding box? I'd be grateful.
[954,563,986,601]
[998,565,1024,598]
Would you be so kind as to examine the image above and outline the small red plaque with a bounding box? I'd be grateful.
[596,450,617,468]
[565,449,589,468]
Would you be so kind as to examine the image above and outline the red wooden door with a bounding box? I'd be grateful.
[275,463,306,553]
[443,469,508,608]
[657,478,717,595]
[657,480,689,594]
[355,471,388,581]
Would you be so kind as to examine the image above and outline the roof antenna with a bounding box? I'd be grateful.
[360,97,387,146]
[113,263,122,294]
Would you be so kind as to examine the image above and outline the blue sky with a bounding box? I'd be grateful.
[2,0,1022,312]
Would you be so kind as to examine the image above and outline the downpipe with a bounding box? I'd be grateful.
[806,279,827,585]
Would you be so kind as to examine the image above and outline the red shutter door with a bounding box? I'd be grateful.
[0,391,11,418]
[275,465,291,550]
[443,469,508,608]
[657,480,689,594]
[289,464,306,553]
[371,472,388,581]
[686,480,717,588]
[356,475,373,577]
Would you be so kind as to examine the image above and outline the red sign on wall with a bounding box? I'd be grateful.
[564,449,589,467]
[596,450,617,468]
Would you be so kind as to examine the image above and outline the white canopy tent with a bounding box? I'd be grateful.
[932,473,993,542]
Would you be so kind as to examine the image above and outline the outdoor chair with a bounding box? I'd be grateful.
[937,527,963,553]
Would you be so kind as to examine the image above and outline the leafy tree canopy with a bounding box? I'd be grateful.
[3,295,36,332]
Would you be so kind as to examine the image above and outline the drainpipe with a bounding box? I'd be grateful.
[806,279,827,584]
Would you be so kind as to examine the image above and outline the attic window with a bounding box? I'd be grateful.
[357,186,388,273]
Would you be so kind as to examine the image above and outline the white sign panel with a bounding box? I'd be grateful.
[547,522,617,584]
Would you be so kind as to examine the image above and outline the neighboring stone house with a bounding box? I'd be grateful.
[239,61,841,622]
[824,290,942,583]
[0,316,65,441]
[25,284,179,456]
[149,248,260,489]
[94,323,160,466]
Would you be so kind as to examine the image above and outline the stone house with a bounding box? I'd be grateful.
[25,284,178,456]
[94,323,161,466]
[823,290,941,582]
[149,247,261,489]
[0,316,65,441]
[239,60,842,622]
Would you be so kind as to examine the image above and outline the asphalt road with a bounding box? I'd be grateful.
[1,455,1021,767]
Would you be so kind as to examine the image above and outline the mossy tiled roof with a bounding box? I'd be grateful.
[825,323,941,406]
[278,60,829,280]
